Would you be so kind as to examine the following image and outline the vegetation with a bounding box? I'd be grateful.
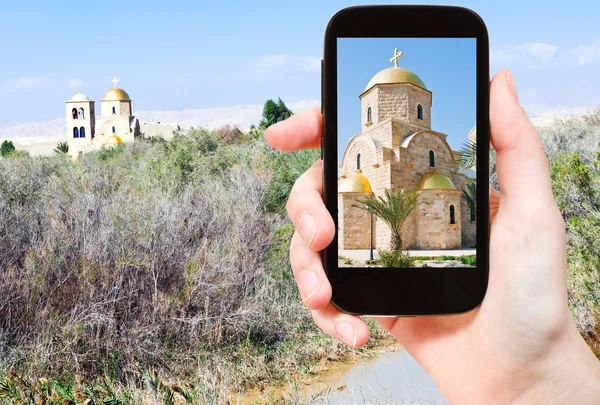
[259,98,294,130]
[538,109,600,350]
[54,141,70,154]
[0,108,393,402]
[377,249,416,268]
[358,189,418,252]
[0,140,15,157]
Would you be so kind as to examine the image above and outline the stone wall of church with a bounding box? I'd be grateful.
[341,139,377,180]
[361,88,379,131]
[411,190,461,249]
[338,192,376,250]
[377,84,432,130]
[399,132,457,190]
[100,100,132,117]
[459,177,477,246]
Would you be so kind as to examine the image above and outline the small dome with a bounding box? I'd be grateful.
[416,173,456,191]
[468,126,477,144]
[102,88,131,101]
[365,67,427,92]
[70,93,89,102]
[339,171,373,193]
[105,135,123,145]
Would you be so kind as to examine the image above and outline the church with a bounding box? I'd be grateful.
[338,49,476,252]
[65,78,180,158]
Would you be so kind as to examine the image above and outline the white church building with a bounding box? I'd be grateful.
[65,77,180,158]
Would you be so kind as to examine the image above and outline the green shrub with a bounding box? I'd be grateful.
[378,250,415,268]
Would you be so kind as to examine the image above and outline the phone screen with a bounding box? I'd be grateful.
[336,38,477,270]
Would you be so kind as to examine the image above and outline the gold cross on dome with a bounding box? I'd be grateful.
[390,48,403,67]
[111,76,119,88]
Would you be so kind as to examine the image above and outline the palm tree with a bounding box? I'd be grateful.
[54,142,69,154]
[456,138,498,190]
[462,181,477,221]
[358,188,418,252]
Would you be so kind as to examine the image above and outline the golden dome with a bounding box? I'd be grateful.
[105,135,123,145]
[339,171,373,193]
[416,173,456,191]
[101,88,131,101]
[365,67,427,92]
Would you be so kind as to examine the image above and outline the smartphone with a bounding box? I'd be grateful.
[321,5,490,316]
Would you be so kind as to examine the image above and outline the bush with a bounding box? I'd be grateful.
[378,250,415,268]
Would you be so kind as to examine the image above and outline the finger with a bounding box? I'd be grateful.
[264,108,322,151]
[489,70,554,205]
[286,160,335,251]
[312,303,370,348]
[289,230,332,310]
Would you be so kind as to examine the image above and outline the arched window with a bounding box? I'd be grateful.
[429,150,435,167]
[80,127,85,138]
[78,108,85,119]
[72,108,78,119]
[367,106,372,123]
[112,106,116,115]
[470,207,476,222]
[450,205,456,225]
[417,104,423,120]
[73,127,79,138]
[112,126,116,133]
[356,153,361,170]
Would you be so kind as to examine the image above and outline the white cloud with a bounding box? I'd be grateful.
[568,40,600,65]
[491,42,558,68]
[5,76,50,87]
[66,78,84,89]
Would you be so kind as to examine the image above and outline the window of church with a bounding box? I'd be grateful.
[73,127,79,138]
[80,127,85,138]
[429,150,435,167]
[112,106,116,115]
[367,107,372,123]
[470,208,476,222]
[357,153,361,170]
[450,205,456,224]
[72,108,78,119]
[112,126,116,134]
[417,104,423,120]
[78,108,85,119]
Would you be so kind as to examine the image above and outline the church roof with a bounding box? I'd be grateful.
[105,135,123,145]
[416,172,456,191]
[365,67,427,93]
[102,88,131,102]
[69,93,90,102]
[339,171,373,193]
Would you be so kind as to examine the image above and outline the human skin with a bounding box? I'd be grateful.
[264,70,600,404]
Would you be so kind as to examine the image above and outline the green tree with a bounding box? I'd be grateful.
[0,140,16,157]
[54,142,69,154]
[259,98,293,129]
[358,188,418,251]
[462,181,477,221]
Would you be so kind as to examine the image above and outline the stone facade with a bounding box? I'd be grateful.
[339,60,477,251]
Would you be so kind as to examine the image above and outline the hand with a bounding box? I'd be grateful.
[265,70,600,404]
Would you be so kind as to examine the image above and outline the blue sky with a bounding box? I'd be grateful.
[337,38,476,157]
[0,0,599,127]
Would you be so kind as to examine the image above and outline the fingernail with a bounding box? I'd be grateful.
[336,321,357,347]
[298,213,317,248]
[506,70,518,101]
[298,270,320,303]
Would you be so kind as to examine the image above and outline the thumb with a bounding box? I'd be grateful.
[490,70,554,208]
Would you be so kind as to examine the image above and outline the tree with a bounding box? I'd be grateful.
[0,140,15,157]
[462,181,477,221]
[358,188,418,251]
[259,98,293,129]
[54,142,69,154]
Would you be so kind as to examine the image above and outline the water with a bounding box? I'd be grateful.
[304,348,447,404]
